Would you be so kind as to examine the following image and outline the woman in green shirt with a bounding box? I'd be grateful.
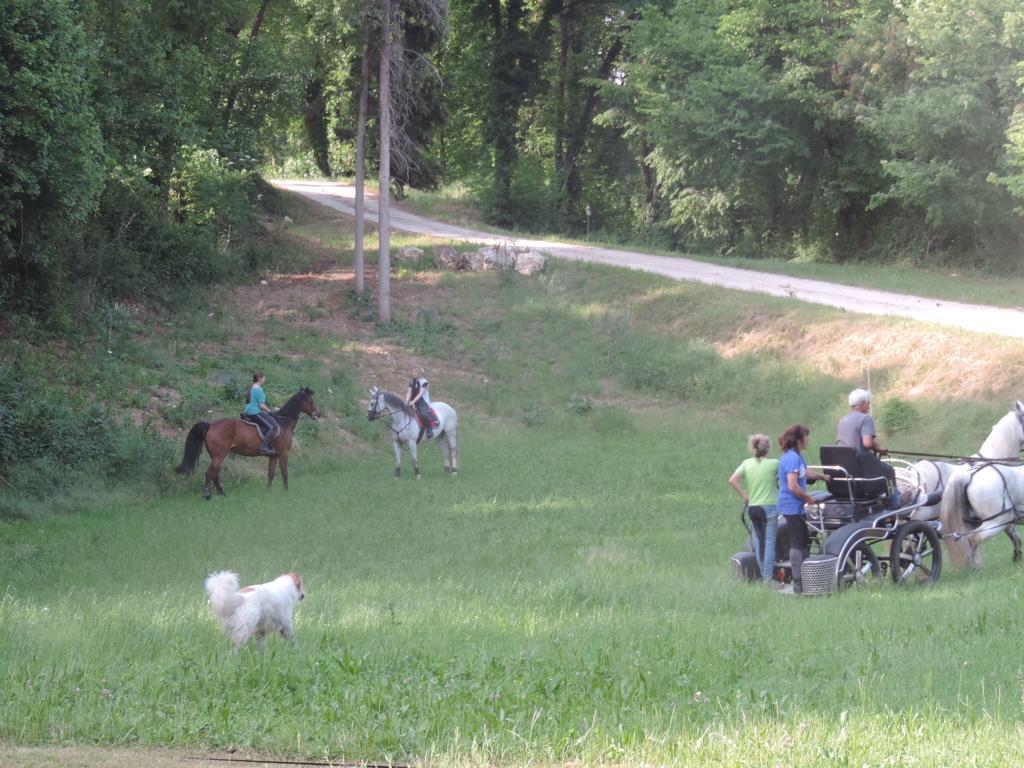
[729,434,780,583]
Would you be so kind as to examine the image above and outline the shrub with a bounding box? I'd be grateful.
[520,402,554,427]
[0,362,173,516]
[568,393,594,415]
[880,398,919,435]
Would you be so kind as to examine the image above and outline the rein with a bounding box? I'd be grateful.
[890,449,1024,464]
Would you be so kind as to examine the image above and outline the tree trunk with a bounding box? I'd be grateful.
[304,68,331,177]
[223,0,271,131]
[639,130,656,228]
[554,9,569,174]
[354,31,370,299]
[562,33,625,209]
[377,0,392,324]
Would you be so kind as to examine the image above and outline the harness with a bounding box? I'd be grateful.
[962,460,1023,528]
[920,459,949,494]
[370,398,418,440]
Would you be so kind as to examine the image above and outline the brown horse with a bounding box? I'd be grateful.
[175,387,320,500]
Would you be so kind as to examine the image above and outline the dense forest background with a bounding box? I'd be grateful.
[4,0,1024,324]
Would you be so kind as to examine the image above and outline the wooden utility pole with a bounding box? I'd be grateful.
[353,29,370,299]
[377,0,392,323]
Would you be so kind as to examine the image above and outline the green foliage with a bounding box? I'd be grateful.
[567,392,593,415]
[0,361,173,517]
[0,0,105,308]
[879,397,919,435]
[173,148,262,239]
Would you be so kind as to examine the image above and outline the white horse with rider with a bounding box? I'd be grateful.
[366,385,459,478]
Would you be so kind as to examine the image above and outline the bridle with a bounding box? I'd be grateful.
[367,392,415,438]
[276,391,321,424]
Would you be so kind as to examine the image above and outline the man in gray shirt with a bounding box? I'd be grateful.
[837,388,902,508]
[837,388,887,454]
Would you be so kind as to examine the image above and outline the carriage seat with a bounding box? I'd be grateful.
[819,446,890,503]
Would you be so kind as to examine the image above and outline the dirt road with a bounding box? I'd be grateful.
[272,179,1024,341]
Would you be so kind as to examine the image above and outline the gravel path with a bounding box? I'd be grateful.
[272,179,1024,341]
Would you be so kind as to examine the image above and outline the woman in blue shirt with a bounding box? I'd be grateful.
[778,424,829,594]
[244,371,280,456]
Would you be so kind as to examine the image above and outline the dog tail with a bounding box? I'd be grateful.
[204,571,244,628]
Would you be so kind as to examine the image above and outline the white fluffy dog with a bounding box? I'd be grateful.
[204,570,305,650]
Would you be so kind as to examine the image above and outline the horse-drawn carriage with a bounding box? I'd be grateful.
[731,445,944,594]
[731,402,1024,593]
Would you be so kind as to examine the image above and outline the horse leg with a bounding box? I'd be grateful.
[204,456,225,501]
[1007,525,1022,564]
[965,532,983,569]
[279,453,289,491]
[449,433,458,476]
[438,437,451,473]
[393,438,402,479]
[267,456,278,489]
[409,440,421,479]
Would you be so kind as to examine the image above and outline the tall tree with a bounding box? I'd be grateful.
[858,0,1024,258]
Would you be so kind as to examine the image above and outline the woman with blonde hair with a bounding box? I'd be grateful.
[729,433,780,583]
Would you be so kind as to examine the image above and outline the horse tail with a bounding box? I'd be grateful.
[175,422,211,476]
[939,470,971,569]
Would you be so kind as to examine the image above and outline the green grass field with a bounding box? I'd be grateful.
[4,421,1024,765]
[3,191,1024,766]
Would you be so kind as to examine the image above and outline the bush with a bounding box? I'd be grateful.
[568,393,593,415]
[880,398,919,435]
[520,402,554,427]
[173,146,261,242]
[0,362,173,516]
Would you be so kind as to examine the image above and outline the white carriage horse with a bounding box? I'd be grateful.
[366,386,459,478]
[939,401,1024,568]
[906,400,1024,521]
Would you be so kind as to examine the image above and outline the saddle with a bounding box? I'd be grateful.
[414,406,440,430]
[240,413,275,440]
[413,404,440,443]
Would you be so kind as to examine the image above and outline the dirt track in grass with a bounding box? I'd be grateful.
[3,746,305,768]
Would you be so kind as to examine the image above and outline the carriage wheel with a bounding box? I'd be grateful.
[837,543,881,590]
[889,521,942,585]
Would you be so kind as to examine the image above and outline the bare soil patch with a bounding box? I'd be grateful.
[220,263,486,399]
[2,746,291,768]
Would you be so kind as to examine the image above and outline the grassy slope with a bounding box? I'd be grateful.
[2,191,1024,766]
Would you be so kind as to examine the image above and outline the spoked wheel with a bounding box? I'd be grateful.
[889,521,942,585]
[837,543,881,589]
